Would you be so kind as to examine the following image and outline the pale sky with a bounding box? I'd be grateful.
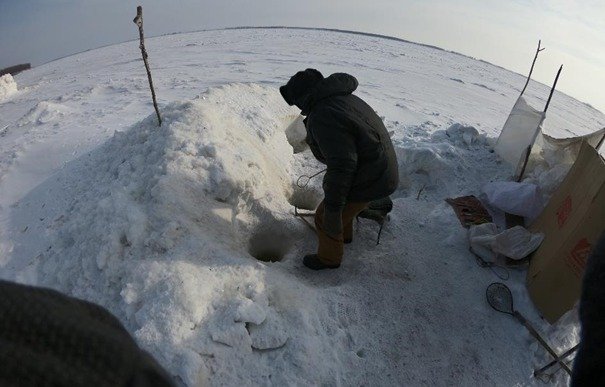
[1,0,604,113]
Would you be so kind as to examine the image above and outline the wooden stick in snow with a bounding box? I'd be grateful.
[133,6,162,126]
[520,40,545,97]
[543,65,563,113]
[596,132,605,151]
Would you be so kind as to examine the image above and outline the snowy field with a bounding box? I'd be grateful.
[1,28,604,386]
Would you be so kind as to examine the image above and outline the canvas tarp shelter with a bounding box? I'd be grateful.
[527,141,605,323]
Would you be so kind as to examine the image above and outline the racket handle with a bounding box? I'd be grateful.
[534,344,579,376]
[513,311,572,376]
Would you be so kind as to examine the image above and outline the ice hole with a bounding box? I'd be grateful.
[248,227,292,263]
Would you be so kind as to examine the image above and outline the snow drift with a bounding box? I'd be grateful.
[0,74,18,101]
[25,84,321,384]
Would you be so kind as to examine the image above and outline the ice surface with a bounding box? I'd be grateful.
[0,28,600,386]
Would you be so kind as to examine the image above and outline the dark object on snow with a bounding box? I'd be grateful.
[358,196,393,222]
[445,195,492,228]
[0,280,174,387]
[486,282,572,376]
[0,63,31,77]
[572,232,605,386]
[303,254,340,270]
[280,69,399,212]
[357,196,394,245]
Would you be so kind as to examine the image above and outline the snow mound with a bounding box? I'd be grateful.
[0,74,18,101]
[393,122,505,198]
[30,83,327,384]
[18,100,73,126]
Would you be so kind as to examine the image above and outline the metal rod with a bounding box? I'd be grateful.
[376,223,384,245]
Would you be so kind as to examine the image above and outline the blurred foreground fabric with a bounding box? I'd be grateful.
[0,280,174,387]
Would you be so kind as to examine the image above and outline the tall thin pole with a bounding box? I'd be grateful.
[596,132,605,151]
[133,6,162,126]
[544,65,563,113]
[520,40,545,97]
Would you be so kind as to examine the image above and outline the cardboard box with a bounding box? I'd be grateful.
[527,141,605,323]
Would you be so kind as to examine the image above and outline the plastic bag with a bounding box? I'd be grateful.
[481,181,544,222]
[492,226,544,260]
[468,223,499,262]
[468,223,544,261]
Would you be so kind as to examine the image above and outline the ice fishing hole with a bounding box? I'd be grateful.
[248,227,292,263]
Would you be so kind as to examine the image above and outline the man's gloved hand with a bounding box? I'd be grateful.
[323,208,343,239]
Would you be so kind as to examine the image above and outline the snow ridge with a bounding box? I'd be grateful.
[29,84,306,384]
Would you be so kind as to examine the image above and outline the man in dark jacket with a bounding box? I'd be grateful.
[280,69,399,270]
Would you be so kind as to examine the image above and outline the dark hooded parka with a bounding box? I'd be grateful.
[280,69,399,212]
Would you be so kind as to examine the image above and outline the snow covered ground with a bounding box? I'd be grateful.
[1,28,604,386]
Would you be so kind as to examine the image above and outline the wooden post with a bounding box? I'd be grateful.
[596,132,605,151]
[543,65,563,113]
[520,40,545,97]
[133,6,162,126]
[516,144,534,182]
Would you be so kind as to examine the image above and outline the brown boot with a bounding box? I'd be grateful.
[303,254,340,270]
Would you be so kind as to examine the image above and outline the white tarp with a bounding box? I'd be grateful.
[494,96,545,167]
[527,127,605,169]
[520,127,605,199]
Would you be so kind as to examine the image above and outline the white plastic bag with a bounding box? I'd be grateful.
[481,181,544,221]
[468,223,499,262]
[492,226,544,260]
[468,223,544,261]
[284,115,308,153]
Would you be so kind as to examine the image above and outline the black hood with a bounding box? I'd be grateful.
[280,71,358,115]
